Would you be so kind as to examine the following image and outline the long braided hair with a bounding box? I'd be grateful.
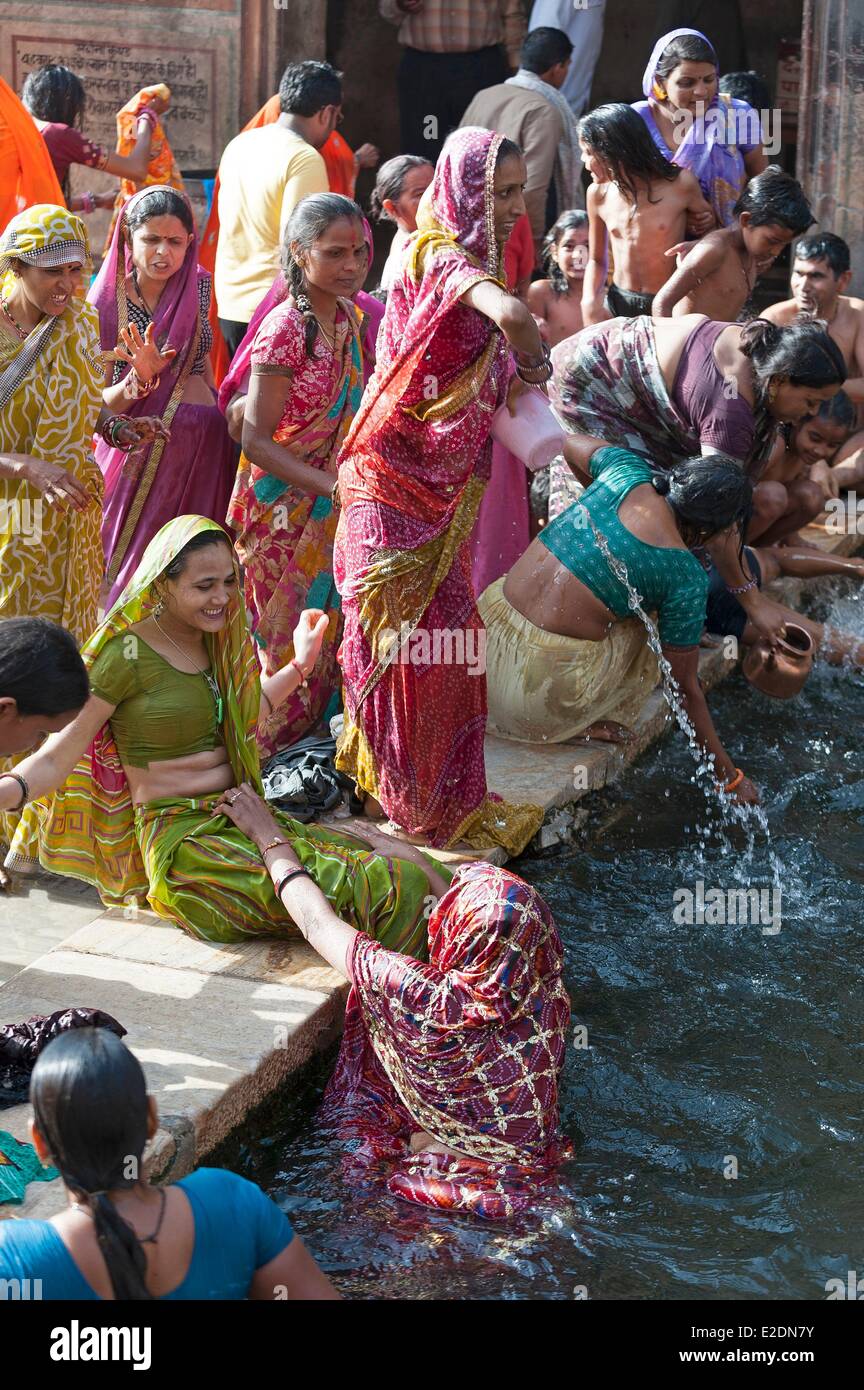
[30,1028,154,1300]
[280,193,365,358]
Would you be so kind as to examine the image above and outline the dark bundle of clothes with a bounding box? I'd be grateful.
[262,734,362,822]
[0,1007,126,1109]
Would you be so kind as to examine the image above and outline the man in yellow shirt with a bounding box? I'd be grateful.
[214,61,340,358]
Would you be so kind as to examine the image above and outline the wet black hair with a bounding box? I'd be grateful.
[543,210,589,294]
[521,26,574,75]
[369,155,433,222]
[22,64,85,127]
[733,166,813,235]
[719,70,771,110]
[652,454,753,552]
[30,1029,153,1300]
[811,389,855,432]
[794,231,850,278]
[654,33,718,85]
[579,103,680,207]
[281,192,365,356]
[278,60,342,117]
[125,187,195,238]
[162,528,233,581]
[495,136,524,168]
[0,617,88,716]
[739,318,847,395]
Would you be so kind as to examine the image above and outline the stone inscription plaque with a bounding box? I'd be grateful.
[13,35,216,167]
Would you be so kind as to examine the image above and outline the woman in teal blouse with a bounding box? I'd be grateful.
[478,441,760,804]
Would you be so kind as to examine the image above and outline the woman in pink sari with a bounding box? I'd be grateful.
[91,185,237,610]
[228,193,370,758]
[216,217,384,438]
[335,128,546,852]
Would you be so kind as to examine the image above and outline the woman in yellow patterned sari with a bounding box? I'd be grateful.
[0,204,162,876]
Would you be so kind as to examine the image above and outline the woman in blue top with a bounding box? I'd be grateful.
[0,1027,338,1300]
[478,441,760,804]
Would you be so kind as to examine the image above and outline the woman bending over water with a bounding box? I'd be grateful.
[480,445,761,804]
[0,516,446,952]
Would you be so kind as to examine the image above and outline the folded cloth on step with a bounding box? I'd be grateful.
[0,1008,126,1110]
[0,1131,59,1205]
[262,735,353,823]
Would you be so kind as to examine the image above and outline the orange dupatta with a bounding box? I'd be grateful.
[0,78,64,227]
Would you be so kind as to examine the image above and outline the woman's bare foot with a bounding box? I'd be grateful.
[576,720,634,745]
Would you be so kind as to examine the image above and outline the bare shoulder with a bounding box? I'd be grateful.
[760,298,796,325]
[527,278,551,312]
[844,295,864,317]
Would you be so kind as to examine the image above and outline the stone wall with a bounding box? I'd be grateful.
[797,0,864,291]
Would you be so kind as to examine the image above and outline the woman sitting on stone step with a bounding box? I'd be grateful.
[0,514,448,952]
[0,1026,340,1299]
[477,441,760,804]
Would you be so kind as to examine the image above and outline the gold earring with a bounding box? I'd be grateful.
[767,379,779,405]
[653,81,667,101]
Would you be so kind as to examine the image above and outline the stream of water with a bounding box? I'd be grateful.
[217,582,864,1300]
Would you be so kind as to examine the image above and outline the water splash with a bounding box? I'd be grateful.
[586,514,782,886]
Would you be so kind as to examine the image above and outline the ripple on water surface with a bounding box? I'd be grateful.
[218,586,864,1299]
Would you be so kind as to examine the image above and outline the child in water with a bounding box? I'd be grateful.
[749,391,855,546]
[527,211,589,346]
[370,154,434,292]
[652,167,814,322]
[579,102,714,326]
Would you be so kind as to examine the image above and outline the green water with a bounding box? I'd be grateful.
[218,584,864,1300]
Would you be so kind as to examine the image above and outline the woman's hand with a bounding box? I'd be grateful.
[743,591,789,647]
[291,609,329,675]
[17,456,93,511]
[725,774,760,806]
[353,142,380,170]
[215,782,294,856]
[506,372,538,416]
[112,415,171,449]
[685,207,714,237]
[115,322,177,381]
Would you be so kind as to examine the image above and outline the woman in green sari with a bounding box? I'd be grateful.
[0,514,446,952]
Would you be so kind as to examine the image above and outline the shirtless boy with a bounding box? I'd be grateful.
[578,102,714,326]
[527,210,589,346]
[653,168,813,322]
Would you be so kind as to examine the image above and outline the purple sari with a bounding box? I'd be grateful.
[89,184,237,609]
[633,28,760,227]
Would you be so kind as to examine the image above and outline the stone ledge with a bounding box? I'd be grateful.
[0,916,346,1219]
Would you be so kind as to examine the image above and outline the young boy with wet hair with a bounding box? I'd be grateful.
[652,166,814,322]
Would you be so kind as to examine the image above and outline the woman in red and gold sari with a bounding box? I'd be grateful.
[334,128,546,852]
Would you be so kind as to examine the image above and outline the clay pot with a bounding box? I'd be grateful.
[742,622,814,700]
